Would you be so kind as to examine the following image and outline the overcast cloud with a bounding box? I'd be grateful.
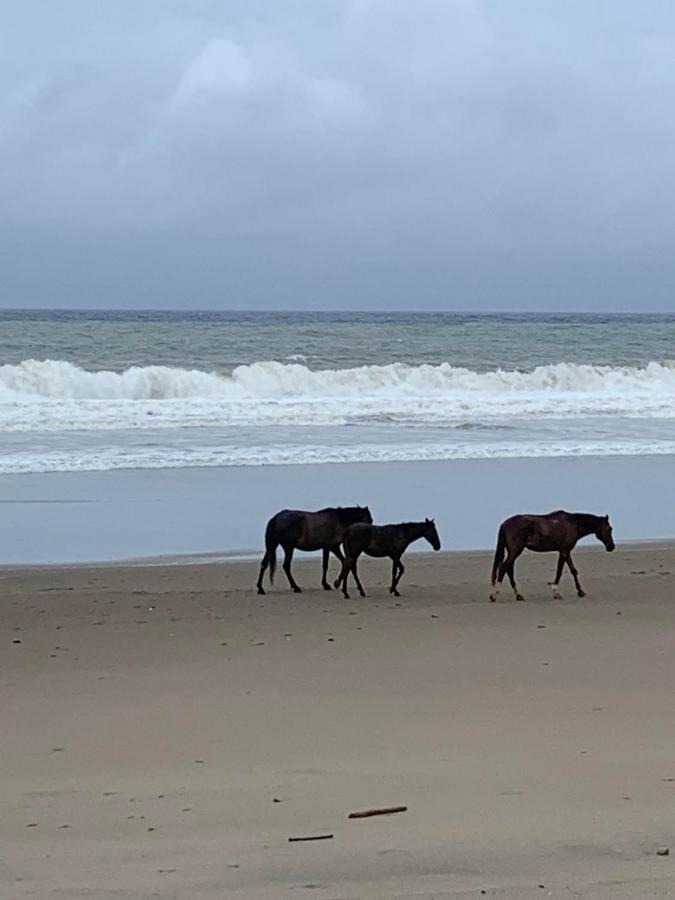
[2,0,675,310]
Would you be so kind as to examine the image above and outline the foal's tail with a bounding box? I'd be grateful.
[264,520,277,585]
[491,525,506,586]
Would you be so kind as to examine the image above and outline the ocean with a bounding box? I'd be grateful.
[2,310,675,476]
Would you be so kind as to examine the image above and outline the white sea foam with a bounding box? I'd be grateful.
[2,438,675,475]
[1,358,675,434]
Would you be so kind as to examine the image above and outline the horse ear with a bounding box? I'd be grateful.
[604,514,609,521]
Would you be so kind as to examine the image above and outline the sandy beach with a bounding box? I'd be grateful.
[2,544,674,899]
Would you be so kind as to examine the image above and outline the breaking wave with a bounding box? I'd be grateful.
[1,358,675,433]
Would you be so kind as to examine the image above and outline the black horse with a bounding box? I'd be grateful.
[490,510,615,602]
[336,518,441,599]
[257,506,373,595]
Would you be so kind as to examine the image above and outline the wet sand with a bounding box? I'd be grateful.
[1,545,674,898]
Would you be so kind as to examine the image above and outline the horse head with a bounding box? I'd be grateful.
[595,514,615,552]
[424,517,441,551]
[340,505,373,526]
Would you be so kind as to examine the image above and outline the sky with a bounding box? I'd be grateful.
[2,0,675,311]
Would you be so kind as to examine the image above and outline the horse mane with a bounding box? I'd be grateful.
[572,512,603,531]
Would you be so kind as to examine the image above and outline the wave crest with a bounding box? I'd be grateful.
[2,357,675,401]
[1,358,675,434]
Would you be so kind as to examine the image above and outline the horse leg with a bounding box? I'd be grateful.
[565,552,585,597]
[321,548,332,590]
[282,546,302,593]
[548,553,565,599]
[351,554,366,598]
[390,558,404,596]
[256,552,269,595]
[329,545,344,589]
[396,560,405,594]
[497,550,524,601]
[339,554,352,599]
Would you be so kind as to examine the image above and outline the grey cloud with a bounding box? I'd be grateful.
[1,0,675,309]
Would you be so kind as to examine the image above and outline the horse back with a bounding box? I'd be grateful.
[502,511,577,551]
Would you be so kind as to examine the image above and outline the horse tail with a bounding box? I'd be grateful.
[265,520,277,585]
[491,524,506,586]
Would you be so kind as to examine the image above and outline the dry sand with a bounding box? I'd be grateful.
[1,545,674,899]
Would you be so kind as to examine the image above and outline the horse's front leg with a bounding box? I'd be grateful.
[548,553,565,599]
[282,546,302,593]
[565,552,585,597]
[389,557,404,596]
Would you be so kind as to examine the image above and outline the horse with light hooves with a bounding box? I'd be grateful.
[489,510,615,602]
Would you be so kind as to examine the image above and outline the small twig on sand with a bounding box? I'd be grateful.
[348,806,408,819]
[288,834,334,842]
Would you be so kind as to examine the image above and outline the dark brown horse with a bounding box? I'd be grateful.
[490,510,615,602]
[257,505,373,595]
[336,519,441,599]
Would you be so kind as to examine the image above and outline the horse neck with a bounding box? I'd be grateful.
[573,513,601,537]
[337,509,361,527]
[402,522,428,546]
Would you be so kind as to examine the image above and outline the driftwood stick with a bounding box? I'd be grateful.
[348,805,408,819]
[288,834,334,842]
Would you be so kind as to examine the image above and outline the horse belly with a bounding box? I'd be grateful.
[526,540,558,553]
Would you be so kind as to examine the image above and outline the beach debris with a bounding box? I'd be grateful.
[288,834,334,842]
[348,805,408,819]
[12,639,21,644]
[657,847,670,856]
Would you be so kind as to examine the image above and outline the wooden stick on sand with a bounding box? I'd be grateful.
[348,805,408,819]
[288,834,334,842]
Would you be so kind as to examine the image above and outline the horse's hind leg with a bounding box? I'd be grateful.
[321,548,332,590]
[339,555,352,598]
[256,553,269,595]
[565,552,585,597]
[282,546,302,593]
[499,550,524,601]
[350,556,366,598]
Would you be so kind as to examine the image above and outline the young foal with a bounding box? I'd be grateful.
[336,519,441,599]
[257,505,372,595]
[490,510,615,602]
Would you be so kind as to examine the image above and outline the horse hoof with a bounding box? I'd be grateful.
[257,588,266,596]
[516,594,525,602]
[343,593,350,600]
[293,587,302,594]
[359,591,366,598]
[322,583,332,591]
[333,579,341,589]
[577,589,586,598]
[552,591,562,600]
[393,590,400,597]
